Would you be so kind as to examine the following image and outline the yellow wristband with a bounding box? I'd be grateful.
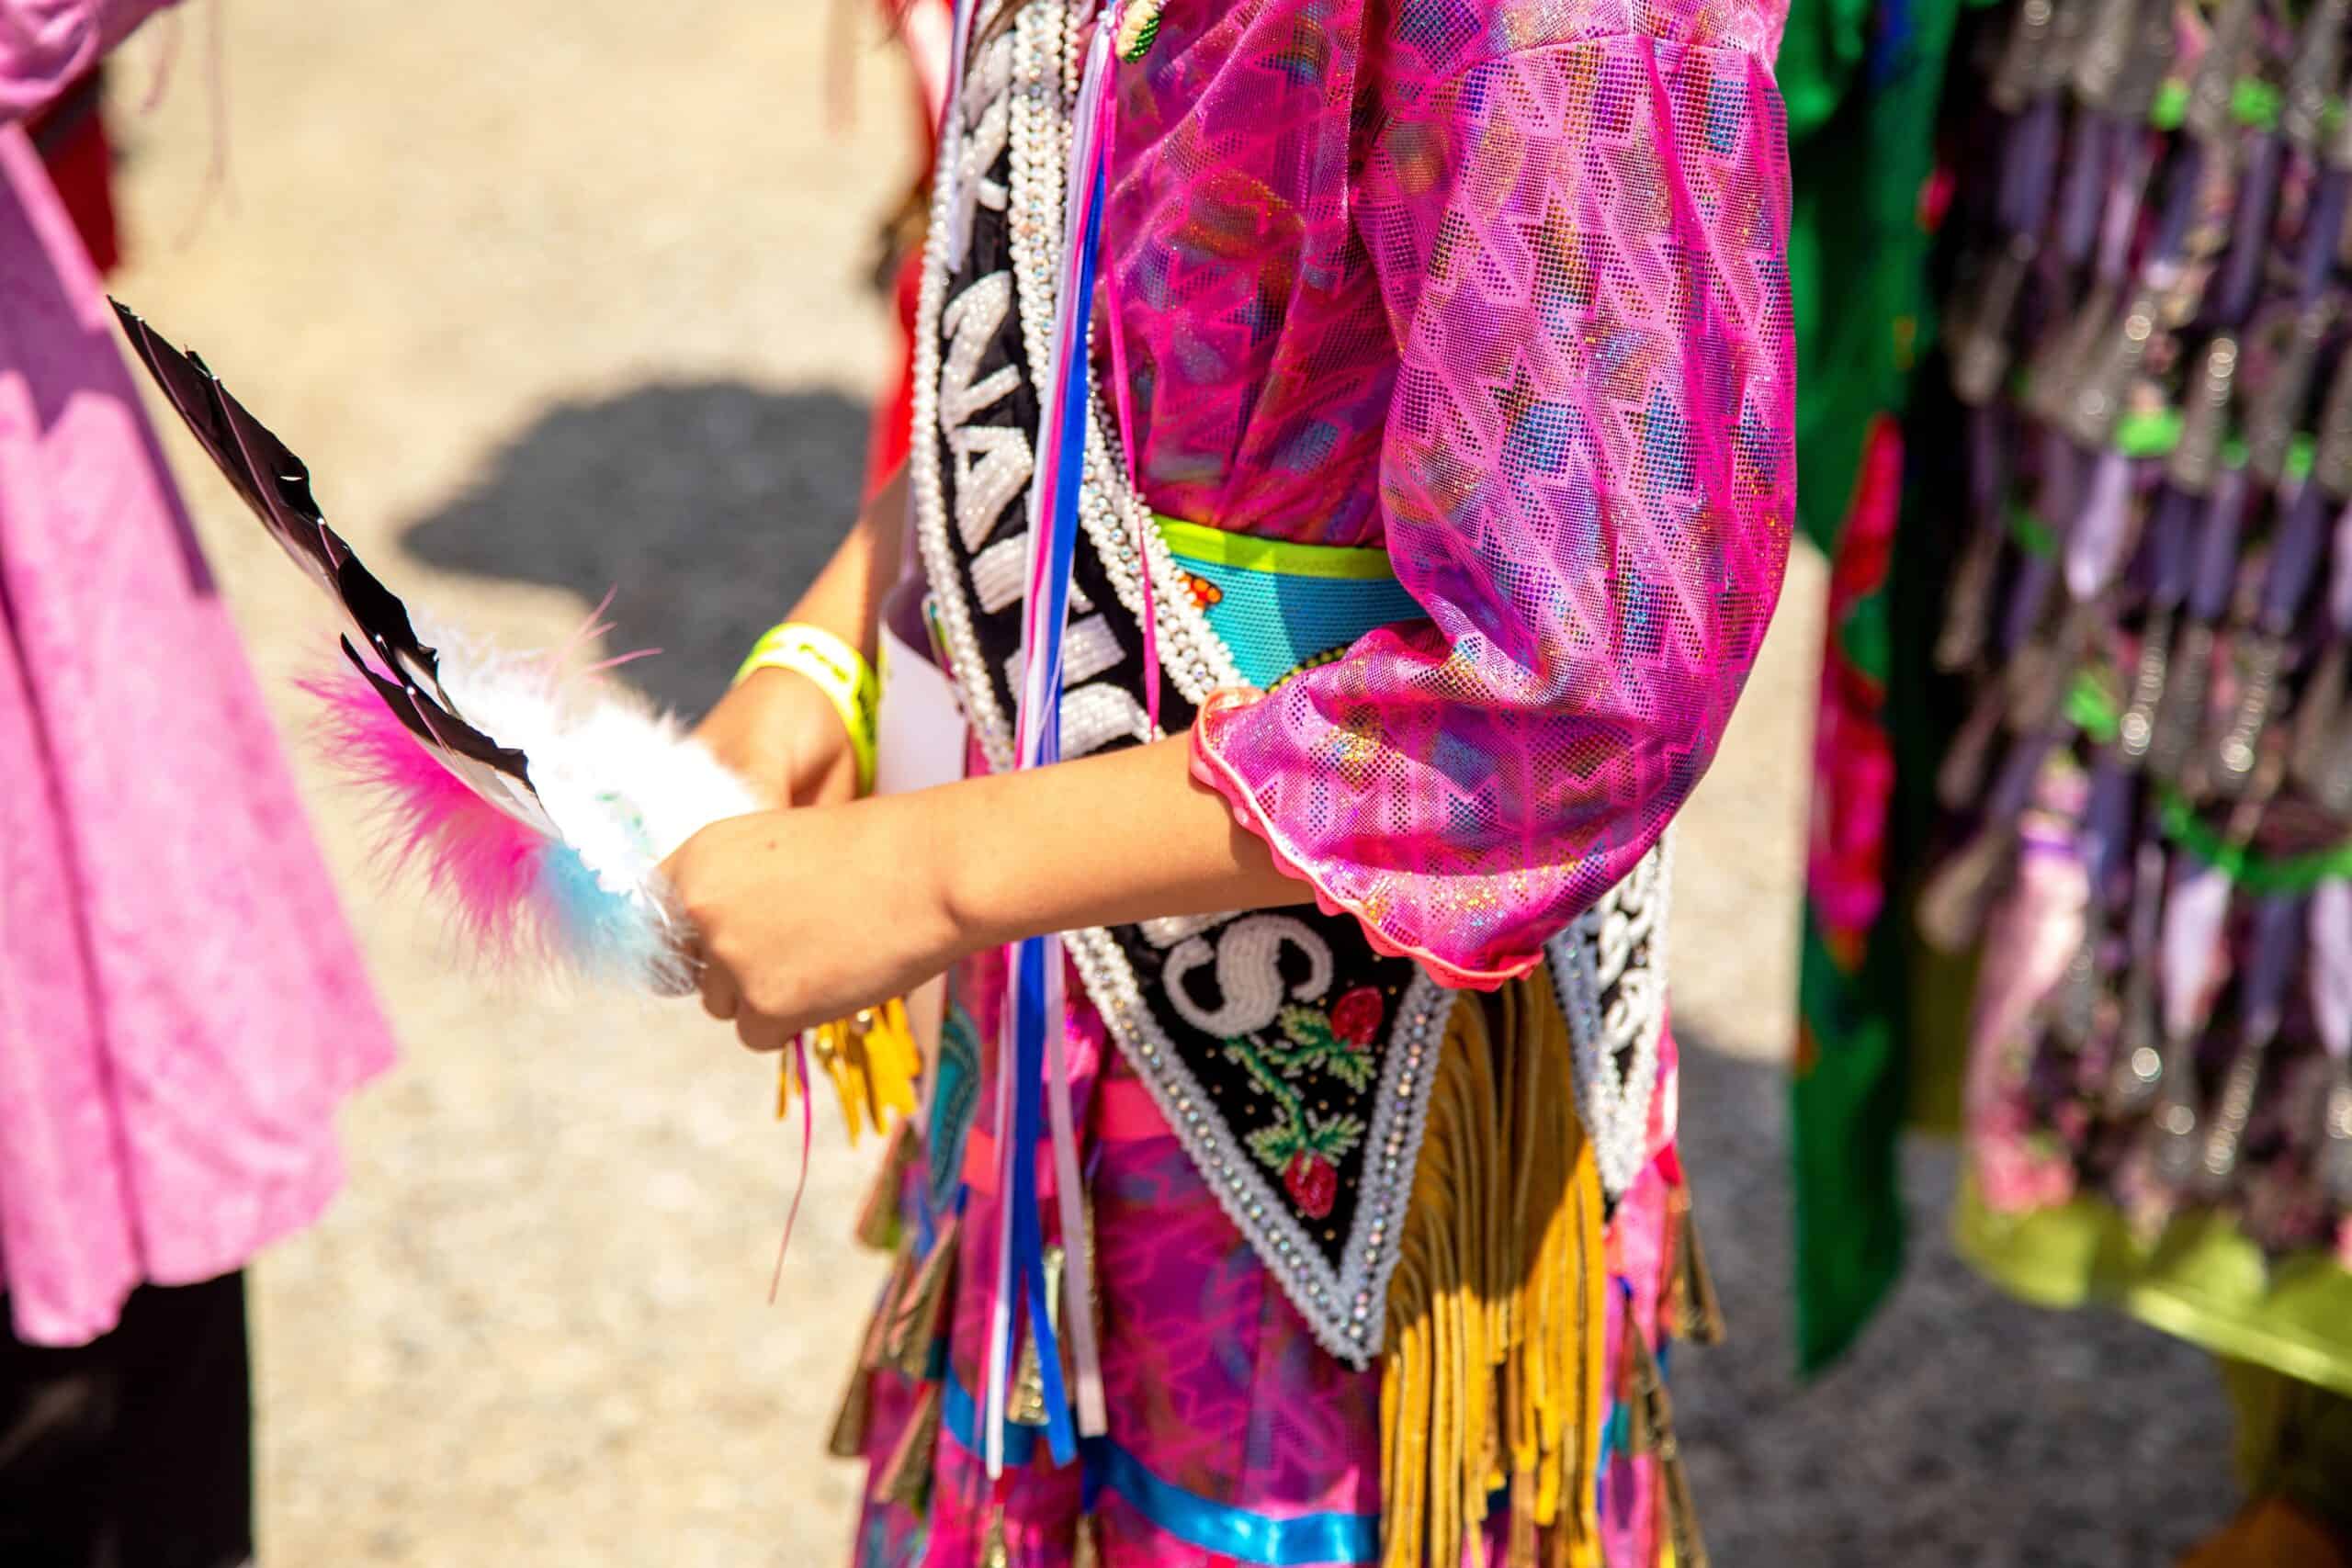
[734,622,880,796]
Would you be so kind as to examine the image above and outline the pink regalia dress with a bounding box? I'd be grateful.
[830,0,1796,1561]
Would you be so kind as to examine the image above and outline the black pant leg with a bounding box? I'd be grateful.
[0,1272,254,1568]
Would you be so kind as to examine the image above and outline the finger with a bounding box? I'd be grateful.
[649,860,707,998]
[735,1011,791,1055]
[698,962,741,1023]
[650,925,705,1001]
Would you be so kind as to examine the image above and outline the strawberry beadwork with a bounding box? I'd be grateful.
[1284,1152,1339,1219]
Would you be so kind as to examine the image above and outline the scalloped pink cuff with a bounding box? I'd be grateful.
[1188,691,1542,992]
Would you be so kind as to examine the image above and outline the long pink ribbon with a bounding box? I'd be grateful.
[768,1036,817,1304]
[1096,82,1161,737]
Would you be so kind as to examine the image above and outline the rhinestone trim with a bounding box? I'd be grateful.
[1546,835,1674,1200]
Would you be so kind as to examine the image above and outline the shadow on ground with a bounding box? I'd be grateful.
[397,378,2238,1566]
[1673,1039,2234,1567]
[401,382,871,715]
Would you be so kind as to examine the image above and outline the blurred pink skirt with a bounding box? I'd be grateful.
[0,127,393,1348]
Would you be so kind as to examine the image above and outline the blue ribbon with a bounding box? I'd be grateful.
[993,152,1110,1473]
[1008,934,1078,1466]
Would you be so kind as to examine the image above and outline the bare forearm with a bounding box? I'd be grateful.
[698,467,909,807]
[782,465,908,655]
[922,733,1309,956]
[663,728,1316,1042]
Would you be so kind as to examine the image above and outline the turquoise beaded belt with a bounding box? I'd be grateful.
[1156,516,1419,690]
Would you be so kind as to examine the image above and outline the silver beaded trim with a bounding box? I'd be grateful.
[1546,836,1674,1200]
[914,0,1238,785]
[908,0,1058,780]
[907,0,1448,1366]
[1072,390,1248,705]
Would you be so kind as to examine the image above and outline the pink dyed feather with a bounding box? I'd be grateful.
[298,662,552,967]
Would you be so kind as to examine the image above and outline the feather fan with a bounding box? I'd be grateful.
[114,301,757,992]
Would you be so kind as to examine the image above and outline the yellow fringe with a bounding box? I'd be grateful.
[1572,1125,1606,1568]
[1381,976,1610,1568]
[782,998,923,1145]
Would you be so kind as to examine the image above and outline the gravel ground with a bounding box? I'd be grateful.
[99,3,2232,1561]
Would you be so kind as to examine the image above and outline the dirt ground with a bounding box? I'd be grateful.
[98,3,2231,1562]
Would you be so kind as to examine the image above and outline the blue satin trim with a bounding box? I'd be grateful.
[939,1372,1378,1565]
[1090,1438,1379,1565]
[942,1371,1039,1470]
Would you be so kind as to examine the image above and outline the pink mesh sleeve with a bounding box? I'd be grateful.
[1192,32,1796,989]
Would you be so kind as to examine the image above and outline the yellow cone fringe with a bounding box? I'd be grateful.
[1381,976,1608,1568]
[783,997,923,1145]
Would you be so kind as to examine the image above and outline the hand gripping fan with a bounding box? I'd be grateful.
[112,302,759,992]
